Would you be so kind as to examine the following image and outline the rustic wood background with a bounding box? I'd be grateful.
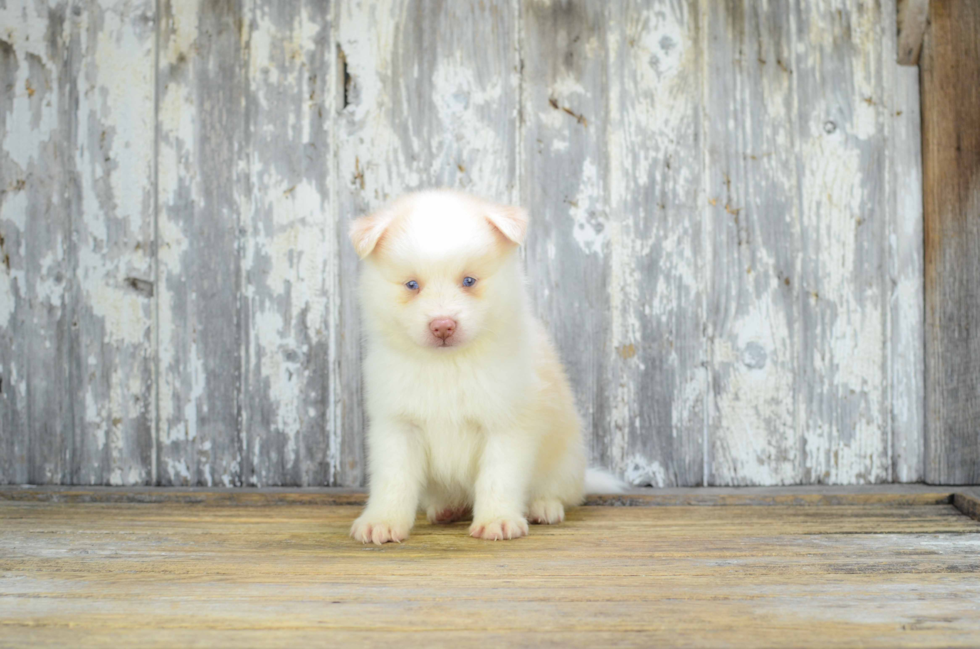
[0,0,925,487]
[921,0,980,485]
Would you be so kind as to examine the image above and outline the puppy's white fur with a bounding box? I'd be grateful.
[349,190,616,545]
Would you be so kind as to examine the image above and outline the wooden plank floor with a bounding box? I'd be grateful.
[1,490,979,648]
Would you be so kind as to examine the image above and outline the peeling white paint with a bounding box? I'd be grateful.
[180,340,206,448]
[623,454,667,488]
[798,124,885,483]
[33,248,66,311]
[569,159,606,255]
[155,212,188,449]
[711,294,798,485]
[243,1,335,485]
[885,45,925,482]
[62,0,157,485]
[431,56,507,196]
[604,0,704,482]
[164,457,192,484]
[0,2,58,173]
[1,0,923,488]
[337,0,417,197]
[0,1,56,339]
[0,261,21,331]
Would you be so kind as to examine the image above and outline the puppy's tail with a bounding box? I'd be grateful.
[585,467,628,494]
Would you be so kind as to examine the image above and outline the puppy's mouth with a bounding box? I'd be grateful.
[427,334,461,349]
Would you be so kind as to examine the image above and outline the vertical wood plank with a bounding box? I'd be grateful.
[896,0,929,66]
[156,0,246,486]
[335,0,519,486]
[704,0,802,485]
[332,0,371,487]
[333,0,407,487]
[921,0,980,484]
[883,0,924,482]
[243,0,334,486]
[794,0,889,484]
[521,0,611,479]
[0,2,75,484]
[0,5,34,484]
[604,0,704,486]
[70,0,156,485]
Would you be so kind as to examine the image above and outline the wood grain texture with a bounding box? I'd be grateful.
[1,0,158,487]
[156,0,246,486]
[0,17,21,484]
[704,0,922,485]
[953,489,980,522]
[604,0,705,486]
[0,2,75,486]
[0,484,962,507]
[242,0,335,486]
[884,4,925,482]
[521,0,614,478]
[70,0,156,486]
[896,0,929,66]
[0,1,156,485]
[794,0,891,484]
[704,0,802,485]
[0,499,978,647]
[331,0,371,488]
[921,0,980,485]
[335,0,519,486]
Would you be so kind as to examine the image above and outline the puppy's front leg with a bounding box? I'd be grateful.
[350,419,423,545]
[470,431,533,541]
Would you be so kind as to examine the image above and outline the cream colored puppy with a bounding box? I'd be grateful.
[348,190,621,545]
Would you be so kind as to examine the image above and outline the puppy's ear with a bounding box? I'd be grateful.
[349,209,394,259]
[486,204,529,245]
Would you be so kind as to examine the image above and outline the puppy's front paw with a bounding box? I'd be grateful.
[469,516,529,541]
[528,498,565,524]
[350,515,411,545]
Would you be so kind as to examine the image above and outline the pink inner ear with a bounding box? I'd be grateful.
[350,211,392,258]
[487,206,528,245]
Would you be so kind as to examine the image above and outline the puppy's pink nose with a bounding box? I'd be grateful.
[429,317,457,340]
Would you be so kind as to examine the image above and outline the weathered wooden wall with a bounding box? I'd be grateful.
[0,0,925,487]
[921,0,980,485]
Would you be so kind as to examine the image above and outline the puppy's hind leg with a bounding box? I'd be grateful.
[527,497,565,525]
[526,435,585,526]
[526,471,572,525]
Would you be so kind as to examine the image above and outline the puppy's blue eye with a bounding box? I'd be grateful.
[462,276,477,287]
[405,280,419,291]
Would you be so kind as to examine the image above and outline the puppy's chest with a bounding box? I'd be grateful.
[395,367,504,424]
[399,380,485,487]
[420,417,483,484]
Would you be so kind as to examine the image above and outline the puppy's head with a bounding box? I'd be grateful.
[350,190,528,352]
